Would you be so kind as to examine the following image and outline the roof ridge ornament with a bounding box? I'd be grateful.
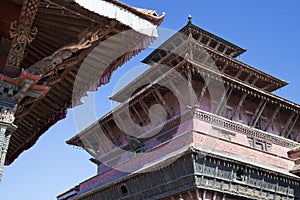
[188,14,192,24]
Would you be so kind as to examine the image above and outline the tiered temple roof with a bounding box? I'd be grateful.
[61,20,300,200]
[69,21,300,157]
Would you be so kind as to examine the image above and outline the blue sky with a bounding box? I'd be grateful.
[1,1,300,199]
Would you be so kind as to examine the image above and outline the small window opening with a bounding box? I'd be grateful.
[236,168,245,181]
[120,185,128,196]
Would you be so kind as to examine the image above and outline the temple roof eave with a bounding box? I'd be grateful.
[4,0,165,165]
[111,38,290,107]
[183,22,247,57]
[140,29,288,91]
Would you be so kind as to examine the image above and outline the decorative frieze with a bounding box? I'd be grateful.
[0,109,15,124]
[193,153,299,200]
[191,107,299,149]
[28,21,117,77]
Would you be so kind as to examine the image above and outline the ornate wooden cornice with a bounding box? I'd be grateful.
[113,37,297,116]
[3,0,164,165]
[182,22,246,57]
[0,109,15,124]
[190,107,299,149]
[28,21,117,76]
[67,104,299,156]
[63,149,300,200]
[142,30,287,92]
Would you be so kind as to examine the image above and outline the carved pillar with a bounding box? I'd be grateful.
[0,110,17,180]
[187,66,196,106]
[0,79,19,181]
[0,71,49,181]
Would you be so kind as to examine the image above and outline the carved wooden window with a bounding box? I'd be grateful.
[119,185,128,196]
[236,168,245,181]
[129,145,146,159]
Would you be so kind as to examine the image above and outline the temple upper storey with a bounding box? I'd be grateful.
[68,21,300,160]
[140,22,288,94]
[64,20,300,199]
[67,21,300,166]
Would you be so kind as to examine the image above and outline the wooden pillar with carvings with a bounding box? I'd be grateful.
[0,72,49,181]
[0,109,17,180]
[0,79,20,181]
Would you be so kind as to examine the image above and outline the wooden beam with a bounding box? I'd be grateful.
[251,76,259,85]
[249,99,266,127]
[214,43,221,51]
[203,190,207,199]
[264,106,280,131]
[281,112,296,137]
[244,74,252,83]
[152,90,172,116]
[214,86,230,115]
[197,34,204,43]
[139,100,150,117]
[213,192,217,200]
[196,189,201,200]
[251,101,267,128]
[286,114,300,138]
[219,87,234,116]
[102,123,120,146]
[131,104,144,125]
[234,68,243,79]
[230,93,247,120]
[222,194,227,200]
[167,80,188,106]
[220,62,229,73]
[262,84,272,90]
[206,38,212,46]
[197,79,209,104]
[187,67,194,105]
[222,47,228,55]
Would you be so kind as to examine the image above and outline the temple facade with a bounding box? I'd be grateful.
[0,0,163,181]
[59,19,300,199]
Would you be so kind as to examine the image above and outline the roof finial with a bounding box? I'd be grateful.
[188,14,192,23]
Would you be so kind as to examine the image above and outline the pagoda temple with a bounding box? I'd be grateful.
[0,0,164,181]
[58,19,300,199]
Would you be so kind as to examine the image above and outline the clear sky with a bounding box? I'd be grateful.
[1,1,300,199]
